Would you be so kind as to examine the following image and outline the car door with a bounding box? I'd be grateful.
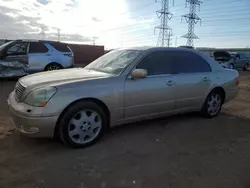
[4,41,28,65]
[124,50,175,120]
[168,50,212,111]
[233,54,242,69]
[27,42,49,72]
[239,53,249,69]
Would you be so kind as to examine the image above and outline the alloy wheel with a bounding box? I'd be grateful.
[47,65,61,71]
[207,93,221,116]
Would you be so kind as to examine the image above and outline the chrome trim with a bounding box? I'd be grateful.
[15,82,26,102]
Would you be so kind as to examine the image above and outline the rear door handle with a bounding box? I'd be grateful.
[166,80,175,86]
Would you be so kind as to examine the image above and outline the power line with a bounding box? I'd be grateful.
[100,14,250,33]
[100,5,250,34]
[172,7,250,19]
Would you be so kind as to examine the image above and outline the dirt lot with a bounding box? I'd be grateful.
[1,72,250,188]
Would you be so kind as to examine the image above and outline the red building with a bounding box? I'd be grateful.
[67,44,105,67]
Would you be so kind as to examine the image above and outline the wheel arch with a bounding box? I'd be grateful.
[54,97,111,138]
[209,86,226,104]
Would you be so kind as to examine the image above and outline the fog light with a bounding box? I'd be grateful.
[21,126,39,133]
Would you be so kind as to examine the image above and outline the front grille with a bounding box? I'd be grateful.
[15,82,26,102]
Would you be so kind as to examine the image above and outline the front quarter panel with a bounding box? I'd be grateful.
[41,76,125,124]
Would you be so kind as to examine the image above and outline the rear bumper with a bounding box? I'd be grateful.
[7,92,58,138]
[225,88,238,103]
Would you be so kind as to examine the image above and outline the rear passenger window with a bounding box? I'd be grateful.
[172,51,211,74]
[49,43,71,52]
[29,42,48,53]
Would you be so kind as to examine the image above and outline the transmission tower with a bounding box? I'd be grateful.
[181,0,202,46]
[154,0,174,47]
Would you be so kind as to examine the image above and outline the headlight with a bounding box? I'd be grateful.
[23,86,57,107]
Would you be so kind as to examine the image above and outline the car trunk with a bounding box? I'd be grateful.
[213,51,232,63]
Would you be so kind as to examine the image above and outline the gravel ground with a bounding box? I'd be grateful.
[1,72,250,188]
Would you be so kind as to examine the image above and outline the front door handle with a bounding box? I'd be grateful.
[166,80,175,86]
[203,77,209,82]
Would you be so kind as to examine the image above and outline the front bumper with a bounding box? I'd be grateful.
[7,92,58,138]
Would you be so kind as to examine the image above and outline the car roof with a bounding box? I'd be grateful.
[15,39,66,44]
[119,46,224,71]
[117,46,198,52]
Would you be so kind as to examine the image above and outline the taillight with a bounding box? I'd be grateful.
[236,79,240,86]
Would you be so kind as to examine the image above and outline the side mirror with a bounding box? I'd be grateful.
[131,69,148,79]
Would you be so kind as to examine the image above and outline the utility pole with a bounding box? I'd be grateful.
[92,37,98,45]
[41,26,47,40]
[57,28,61,41]
[181,0,202,47]
[154,0,174,47]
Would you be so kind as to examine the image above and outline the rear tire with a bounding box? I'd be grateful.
[58,101,108,148]
[45,63,63,71]
[229,63,235,69]
[243,63,249,71]
[201,90,223,118]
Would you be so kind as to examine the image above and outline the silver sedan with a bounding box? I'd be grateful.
[7,47,239,148]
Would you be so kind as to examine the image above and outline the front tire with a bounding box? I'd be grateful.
[201,90,223,118]
[58,101,108,148]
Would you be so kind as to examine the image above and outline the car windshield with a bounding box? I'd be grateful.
[0,41,13,51]
[85,49,141,75]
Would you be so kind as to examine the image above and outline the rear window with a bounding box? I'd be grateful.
[49,42,71,52]
[29,42,48,53]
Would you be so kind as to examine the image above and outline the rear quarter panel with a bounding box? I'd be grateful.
[28,43,73,72]
[45,43,73,69]
[210,69,239,103]
[234,59,245,69]
[198,50,239,103]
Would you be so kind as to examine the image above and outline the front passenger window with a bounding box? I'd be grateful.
[6,42,28,56]
[136,51,174,76]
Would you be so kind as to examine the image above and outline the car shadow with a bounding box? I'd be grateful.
[108,112,199,131]
[4,111,250,152]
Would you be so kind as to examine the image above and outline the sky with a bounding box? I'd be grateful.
[0,0,249,49]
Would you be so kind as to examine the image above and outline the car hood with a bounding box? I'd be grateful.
[19,68,112,87]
